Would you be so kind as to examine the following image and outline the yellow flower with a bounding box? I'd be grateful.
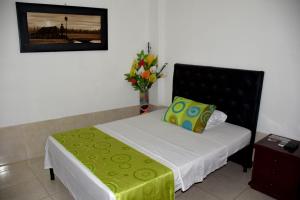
[130,60,138,76]
[149,74,157,83]
[130,66,136,77]
[145,54,156,66]
[133,60,138,69]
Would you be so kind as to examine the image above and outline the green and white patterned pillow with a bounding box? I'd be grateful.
[163,96,216,133]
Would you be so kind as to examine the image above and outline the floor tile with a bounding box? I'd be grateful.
[0,179,48,200]
[1,160,29,172]
[28,157,68,195]
[41,198,53,200]
[0,160,36,189]
[236,187,276,200]
[0,157,275,200]
[22,122,53,159]
[27,156,45,173]
[51,190,74,200]
[37,172,69,195]
[0,126,27,165]
[176,185,219,200]
[197,172,248,200]
[214,162,252,185]
[175,190,183,198]
[28,156,51,179]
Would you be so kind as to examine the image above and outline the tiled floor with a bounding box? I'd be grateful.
[0,157,275,200]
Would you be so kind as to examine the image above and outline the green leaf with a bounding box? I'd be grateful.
[152,57,158,66]
[137,50,145,60]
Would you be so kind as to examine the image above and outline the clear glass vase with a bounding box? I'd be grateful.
[139,90,149,114]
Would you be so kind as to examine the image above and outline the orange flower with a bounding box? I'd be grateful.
[141,70,150,79]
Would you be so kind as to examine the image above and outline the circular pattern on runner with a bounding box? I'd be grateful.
[87,155,97,160]
[111,154,131,163]
[106,182,118,193]
[119,163,131,169]
[121,146,130,150]
[142,181,155,195]
[72,143,81,147]
[93,142,111,149]
[107,171,119,176]
[101,149,110,154]
[186,106,200,117]
[171,101,186,113]
[73,150,79,155]
[84,163,95,172]
[104,136,111,140]
[144,159,153,164]
[78,132,94,139]
[133,168,157,181]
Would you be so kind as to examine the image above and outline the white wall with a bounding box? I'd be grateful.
[0,0,152,127]
[1,0,300,141]
[159,0,300,140]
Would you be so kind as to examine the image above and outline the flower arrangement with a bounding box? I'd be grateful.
[124,50,167,92]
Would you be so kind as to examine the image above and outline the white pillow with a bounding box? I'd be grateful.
[205,110,227,130]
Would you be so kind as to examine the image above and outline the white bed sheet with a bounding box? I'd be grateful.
[45,109,251,200]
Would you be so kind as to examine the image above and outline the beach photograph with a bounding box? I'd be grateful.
[27,12,101,45]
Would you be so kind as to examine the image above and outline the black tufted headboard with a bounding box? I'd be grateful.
[172,63,264,170]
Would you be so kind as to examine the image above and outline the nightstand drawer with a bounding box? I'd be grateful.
[252,146,280,174]
[250,134,300,200]
[250,175,300,200]
[253,147,300,182]
[250,176,281,199]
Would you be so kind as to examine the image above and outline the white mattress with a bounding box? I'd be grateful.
[45,109,251,200]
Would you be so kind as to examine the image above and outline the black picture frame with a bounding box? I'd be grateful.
[16,2,108,52]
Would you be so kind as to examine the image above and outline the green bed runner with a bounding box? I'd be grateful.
[53,127,174,200]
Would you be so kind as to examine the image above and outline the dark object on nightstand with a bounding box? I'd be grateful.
[249,134,300,200]
[284,141,299,153]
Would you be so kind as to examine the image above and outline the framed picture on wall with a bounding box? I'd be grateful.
[16,2,108,52]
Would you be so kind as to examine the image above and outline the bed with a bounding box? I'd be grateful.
[45,63,264,200]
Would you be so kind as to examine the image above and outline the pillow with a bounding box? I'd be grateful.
[163,96,216,133]
[205,110,227,130]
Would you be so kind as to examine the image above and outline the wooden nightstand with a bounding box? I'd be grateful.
[249,134,300,200]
